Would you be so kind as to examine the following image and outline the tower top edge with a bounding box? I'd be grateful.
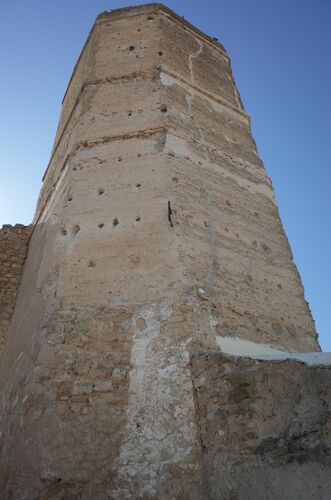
[61,3,229,106]
[95,3,227,55]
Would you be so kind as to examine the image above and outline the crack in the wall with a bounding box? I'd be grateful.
[188,38,203,87]
[189,354,212,499]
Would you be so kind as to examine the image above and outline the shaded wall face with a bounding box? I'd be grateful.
[191,353,331,499]
[0,224,31,361]
[0,4,321,499]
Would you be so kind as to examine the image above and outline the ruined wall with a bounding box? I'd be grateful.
[0,224,32,361]
[191,352,331,499]
[0,4,322,499]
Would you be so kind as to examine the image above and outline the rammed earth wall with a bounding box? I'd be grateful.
[0,4,325,498]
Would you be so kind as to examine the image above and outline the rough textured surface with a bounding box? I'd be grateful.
[0,224,32,361]
[191,352,331,499]
[0,3,324,499]
[33,2,318,352]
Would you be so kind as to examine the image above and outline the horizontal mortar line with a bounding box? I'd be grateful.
[161,68,249,122]
[87,68,160,86]
[34,126,167,229]
[75,126,167,150]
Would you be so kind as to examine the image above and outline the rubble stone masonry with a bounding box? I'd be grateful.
[191,352,331,499]
[0,224,32,361]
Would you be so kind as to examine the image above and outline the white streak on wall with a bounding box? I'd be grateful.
[216,334,331,365]
[113,303,198,498]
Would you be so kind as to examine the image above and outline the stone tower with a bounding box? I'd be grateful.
[1,4,330,499]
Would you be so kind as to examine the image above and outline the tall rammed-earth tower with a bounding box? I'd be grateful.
[1,4,328,499]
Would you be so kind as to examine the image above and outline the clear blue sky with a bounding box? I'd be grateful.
[0,0,330,350]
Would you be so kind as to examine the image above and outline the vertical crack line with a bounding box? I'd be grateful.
[168,201,173,228]
[206,193,216,293]
[188,38,203,86]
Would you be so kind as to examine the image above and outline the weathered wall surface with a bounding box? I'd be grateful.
[0,3,322,499]
[0,224,32,361]
[33,2,318,352]
[191,352,331,499]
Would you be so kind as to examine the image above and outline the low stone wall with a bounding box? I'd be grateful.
[191,352,331,499]
[0,224,32,361]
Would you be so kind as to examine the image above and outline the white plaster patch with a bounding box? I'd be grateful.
[216,334,331,366]
[216,334,287,356]
[113,302,197,497]
[159,71,176,88]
